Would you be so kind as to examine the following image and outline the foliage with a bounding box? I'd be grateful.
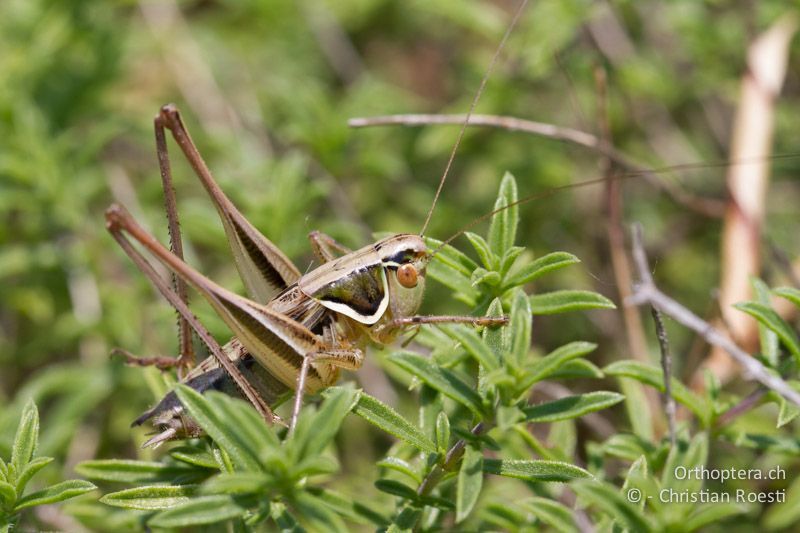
[2,0,800,530]
[0,400,96,530]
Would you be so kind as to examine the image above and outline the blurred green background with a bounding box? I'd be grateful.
[1,0,799,528]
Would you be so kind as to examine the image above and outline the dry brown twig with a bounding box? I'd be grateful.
[697,15,797,388]
[348,113,726,217]
[628,224,800,407]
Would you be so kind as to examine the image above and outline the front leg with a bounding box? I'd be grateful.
[291,347,364,433]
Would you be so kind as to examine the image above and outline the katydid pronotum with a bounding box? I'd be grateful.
[107,2,532,448]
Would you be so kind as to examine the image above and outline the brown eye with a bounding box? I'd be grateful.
[397,263,418,288]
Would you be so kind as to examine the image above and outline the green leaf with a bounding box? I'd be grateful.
[202,472,272,496]
[175,386,263,472]
[440,324,500,371]
[684,503,751,531]
[503,251,580,289]
[14,456,52,495]
[390,351,484,415]
[778,394,800,428]
[530,290,615,315]
[549,359,604,380]
[483,459,591,482]
[521,341,597,390]
[307,487,389,527]
[349,390,436,454]
[519,497,578,533]
[764,474,800,529]
[499,246,525,278]
[75,459,194,483]
[774,286,800,308]
[170,447,219,469]
[604,361,710,424]
[465,232,497,271]
[426,259,479,306]
[509,288,532,368]
[99,485,198,510]
[13,480,96,512]
[523,392,624,423]
[435,411,450,453]
[148,495,246,527]
[752,278,779,366]
[294,386,358,460]
[11,400,39,477]
[471,268,501,287]
[456,445,483,522]
[734,301,800,363]
[0,480,16,509]
[572,480,653,532]
[488,171,518,257]
[376,457,421,484]
[374,479,418,500]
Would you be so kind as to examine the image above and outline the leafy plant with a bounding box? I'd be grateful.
[77,173,622,530]
[0,400,96,531]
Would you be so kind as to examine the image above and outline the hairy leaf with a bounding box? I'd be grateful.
[523,392,624,423]
[348,389,436,453]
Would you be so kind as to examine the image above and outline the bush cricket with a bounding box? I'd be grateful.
[106,2,532,448]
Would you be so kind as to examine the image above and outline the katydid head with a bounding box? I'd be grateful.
[375,233,429,319]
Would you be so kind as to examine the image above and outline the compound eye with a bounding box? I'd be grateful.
[397,263,418,288]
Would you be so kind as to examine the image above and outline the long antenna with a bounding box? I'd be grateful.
[419,0,530,236]
[429,150,800,256]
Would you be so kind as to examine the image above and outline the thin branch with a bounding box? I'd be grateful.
[417,422,484,498]
[716,388,767,427]
[628,224,800,407]
[348,113,728,218]
[650,306,677,446]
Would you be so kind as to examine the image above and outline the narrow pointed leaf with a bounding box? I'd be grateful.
[294,386,358,459]
[483,459,591,482]
[200,472,271,495]
[440,324,499,371]
[436,412,450,452]
[456,445,483,522]
[13,480,96,511]
[488,172,518,257]
[572,480,653,532]
[465,232,496,271]
[503,252,580,289]
[530,290,615,315]
[753,278,779,366]
[0,480,15,509]
[11,399,39,476]
[424,237,479,278]
[374,479,418,500]
[522,341,597,389]
[604,361,709,424]
[99,485,198,510]
[174,386,263,472]
[14,456,53,495]
[509,289,532,368]
[684,503,750,531]
[349,389,436,454]
[734,301,800,363]
[519,497,578,533]
[376,457,422,484]
[307,487,389,526]
[75,459,194,483]
[774,286,800,308]
[390,352,484,415]
[523,392,624,423]
[148,495,246,527]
